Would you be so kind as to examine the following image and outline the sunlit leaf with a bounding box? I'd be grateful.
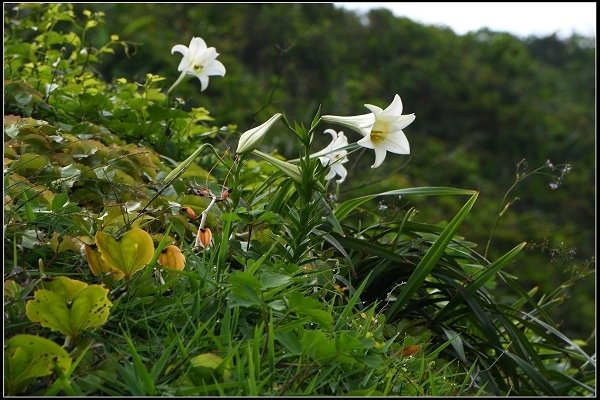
[188,353,231,384]
[10,153,50,173]
[5,334,72,395]
[84,244,125,280]
[25,276,112,337]
[95,228,155,278]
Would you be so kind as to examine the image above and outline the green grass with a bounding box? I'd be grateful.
[3,3,595,396]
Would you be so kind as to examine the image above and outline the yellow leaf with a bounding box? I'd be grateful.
[26,277,112,338]
[84,244,125,280]
[95,228,154,279]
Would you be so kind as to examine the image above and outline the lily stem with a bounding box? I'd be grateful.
[167,71,187,94]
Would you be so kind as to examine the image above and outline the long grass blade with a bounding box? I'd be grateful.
[436,241,526,320]
[123,331,155,395]
[385,192,478,318]
[335,187,476,222]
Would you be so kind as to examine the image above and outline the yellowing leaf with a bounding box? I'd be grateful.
[95,228,155,278]
[188,353,231,384]
[25,277,112,338]
[84,244,125,280]
[5,334,72,395]
[4,279,22,299]
[50,232,82,254]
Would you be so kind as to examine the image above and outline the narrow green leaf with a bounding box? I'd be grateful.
[123,331,155,395]
[386,192,478,318]
[496,313,546,372]
[334,273,371,330]
[149,328,179,382]
[436,241,526,320]
[161,143,209,185]
[510,308,595,366]
[503,351,558,395]
[335,187,477,222]
[314,229,354,273]
[308,105,322,135]
[330,234,407,264]
[466,242,526,295]
[442,328,466,363]
[246,242,277,275]
[216,218,233,277]
[318,196,344,235]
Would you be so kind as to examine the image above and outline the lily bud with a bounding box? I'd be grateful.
[321,113,375,137]
[236,113,282,154]
[181,207,198,220]
[195,227,213,249]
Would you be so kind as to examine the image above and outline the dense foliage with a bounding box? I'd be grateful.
[77,3,595,341]
[4,3,595,396]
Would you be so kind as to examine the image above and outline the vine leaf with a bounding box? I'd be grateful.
[25,276,112,338]
[5,334,72,395]
[95,227,155,278]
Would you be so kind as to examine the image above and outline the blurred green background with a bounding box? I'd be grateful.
[68,3,595,343]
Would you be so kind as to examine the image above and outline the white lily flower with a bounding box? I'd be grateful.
[321,113,375,137]
[322,94,415,168]
[169,36,226,92]
[236,113,282,154]
[312,129,349,183]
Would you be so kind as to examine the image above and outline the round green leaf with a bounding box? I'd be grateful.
[95,228,155,278]
[5,334,72,395]
[11,153,50,173]
[25,277,112,338]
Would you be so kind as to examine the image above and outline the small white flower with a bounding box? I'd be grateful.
[322,94,415,168]
[236,113,282,154]
[170,37,226,92]
[312,129,349,183]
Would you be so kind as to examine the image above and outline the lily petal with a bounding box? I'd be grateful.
[391,113,416,131]
[188,37,207,55]
[331,163,348,183]
[372,147,388,168]
[364,103,383,115]
[171,44,189,56]
[382,131,410,154]
[357,135,375,149]
[321,113,375,137]
[203,60,226,76]
[380,94,404,118]
[199,76,209,91]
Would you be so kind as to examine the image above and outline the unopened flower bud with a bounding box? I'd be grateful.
[195,227,213,249]
[236,113,282,154]
[181,207,198,220]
